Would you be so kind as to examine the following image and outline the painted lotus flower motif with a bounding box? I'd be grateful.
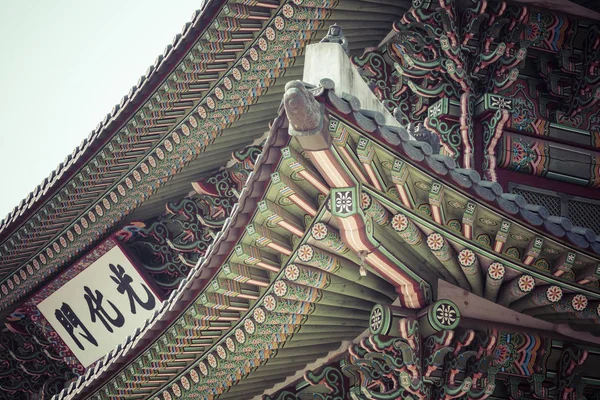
[391,214,409,232]
[361,192,371,210]
[546,286,562,303]
[494,344,510,365]
[297,245,314,261]
[571,294,588,311]
[511,139,536,169]
[458,249,476,267]
[518,275,535,292]
[311,223,328,240]
[488,263,505,280]
[427,233,444,251]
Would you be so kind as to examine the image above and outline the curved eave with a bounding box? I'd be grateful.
[56,95,399,400]
[55,108,290,400]
[57,71,600,399]
[0,0,226,240]
[0,0,411,313]
[307,81,600,337]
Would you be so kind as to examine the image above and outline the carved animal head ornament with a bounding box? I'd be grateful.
[283,81,325,137]
[406,122,442,154]
[320,23,349,55]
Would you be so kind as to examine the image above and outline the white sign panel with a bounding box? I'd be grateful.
[38,245,160,367]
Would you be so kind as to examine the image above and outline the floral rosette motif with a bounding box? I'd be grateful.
[285,264,300,281]
[427,233,444,251]
[571,294,588,311]
[458,249,476,267]
[488,262,505,280]
[226,337,236,352]
[493,343,516,368]
[190,369,200,383]
[244,319,256,335]
[265,26,276,41]
[208,353,217,368]
[235,328,246,344]
[199,361,208,376]
[517,275,535,293]
[263,295,277,311]
[171,383,181,398]
[297,245,314,262]
[311,223,328,241]
[216,345,227,359]
[391,214,409,232]
[545,286,562,303]
[253,307,266,323]
[181,376,190,391]
[274,16,285,31]
[273,281,288,297]
[163,391,172,400]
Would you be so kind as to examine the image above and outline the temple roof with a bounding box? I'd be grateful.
[0,0,412,314]
[53,73,600,399]
[4,1,600,399]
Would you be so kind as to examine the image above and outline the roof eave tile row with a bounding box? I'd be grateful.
[55,75,600,399]
[0,0,224,241]
[52,108,288,400]
[0,0,331,311]
[312,78,600,256]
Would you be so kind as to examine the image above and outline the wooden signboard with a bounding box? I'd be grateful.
[33,237,161,368]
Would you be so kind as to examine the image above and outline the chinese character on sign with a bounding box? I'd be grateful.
[54,302,98,350]
[109,263,156,314]
[84,286,125,333]
[38,241,161,368]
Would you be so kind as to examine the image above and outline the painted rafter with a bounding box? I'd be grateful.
[286,77,600,337]
[0,0,346,314]
[56,92,405,400]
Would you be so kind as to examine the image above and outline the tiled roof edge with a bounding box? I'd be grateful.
[53,108,289,400]
[313,77,600,256]
[0,0,223,242]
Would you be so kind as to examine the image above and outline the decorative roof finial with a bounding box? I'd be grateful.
[407,122,441,155]
[320,24,349,55]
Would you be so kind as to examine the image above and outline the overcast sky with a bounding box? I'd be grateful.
[0,0,200,220]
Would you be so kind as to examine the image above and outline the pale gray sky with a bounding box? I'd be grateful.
[0,0,200,219]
